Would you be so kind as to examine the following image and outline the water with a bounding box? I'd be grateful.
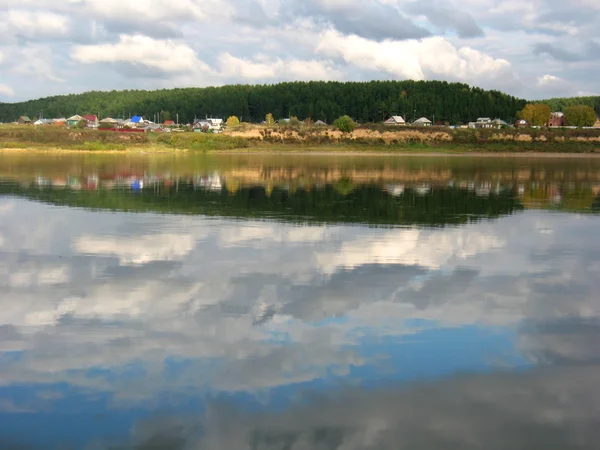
[1,152,600,449]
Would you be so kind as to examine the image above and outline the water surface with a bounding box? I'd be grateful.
[1,153,599,449]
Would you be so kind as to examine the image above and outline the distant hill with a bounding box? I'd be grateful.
[0,80,526,125]
[538,96,600,114]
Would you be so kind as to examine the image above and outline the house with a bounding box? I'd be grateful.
[67,115,83,127]
[492,119,509,128]
[193,118,223,132]
[163,120,175,126]
[53,118,67,126]
[515,119,529,128]
[144,124,166,133]
[475,117,493,129]
[34,118,53,126]
[412,117,432,127]
[17,116,32,125]
[384,116,406,126]
[314,120,327,126]
[547,112,565,127]
[83,115,98,125]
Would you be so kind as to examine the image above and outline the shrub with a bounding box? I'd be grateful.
[333,115,357,133]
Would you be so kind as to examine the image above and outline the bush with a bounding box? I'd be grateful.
[333,115,357,133]
[226,116,240,127]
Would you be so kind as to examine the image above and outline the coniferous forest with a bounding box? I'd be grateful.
[0,80,527,125]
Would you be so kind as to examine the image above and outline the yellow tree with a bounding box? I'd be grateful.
[226,116,240,127]
[265,113,275,126]
[518,103,551,126]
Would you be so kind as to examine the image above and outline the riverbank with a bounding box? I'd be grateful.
[2,124,600,154]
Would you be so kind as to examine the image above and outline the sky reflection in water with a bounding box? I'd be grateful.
[0,154,600,449]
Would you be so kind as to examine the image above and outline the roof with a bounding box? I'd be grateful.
[83,115,98,122]
[413,117,432,124]
[314,120,327,125]
[131,116,143,123]
[163,120,175,125]
[551,112,565,117]
[477,117,491,122]
[67,115,83,121]
[19,116,32,122]
[100,117,118,123]
[385,116,405,124]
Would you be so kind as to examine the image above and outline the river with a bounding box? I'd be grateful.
[1,152,599,449]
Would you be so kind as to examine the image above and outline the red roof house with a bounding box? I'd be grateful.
[163,120,176,126]
[83,115,98,124]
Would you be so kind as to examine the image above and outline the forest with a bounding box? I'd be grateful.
[539,96,600,114]
[0,80,527,125]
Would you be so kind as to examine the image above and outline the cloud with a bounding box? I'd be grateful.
[1,10,70,41]
[404,0,484,38]
[71,34,212,75]
[316,30,514,86]
[0,83,15,97]
[289,0,431,41]
[218,53,343,81]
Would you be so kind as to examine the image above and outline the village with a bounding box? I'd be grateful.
[11,111,600,132]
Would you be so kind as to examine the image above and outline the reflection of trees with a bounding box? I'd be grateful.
[0,182,523,226]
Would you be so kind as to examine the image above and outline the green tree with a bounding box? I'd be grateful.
[333,115,357,133]
[160,110,171,123]
[564,105,597,127]
[518,103,551,126]
[226,115,240,127]
[265,113,275,126]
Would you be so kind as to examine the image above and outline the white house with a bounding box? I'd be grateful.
[413,117,432,127]
[384,116,406,126]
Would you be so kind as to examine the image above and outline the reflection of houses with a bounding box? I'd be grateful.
[547,112,565,127]
[385,184,405,196]
[412,117,432,127]
[384,116,406,126]
[195,173,222,191]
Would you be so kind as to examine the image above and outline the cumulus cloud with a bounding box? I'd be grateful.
[0,83,14,97]
[316,31,514,86]
[71,34,212,75]
[218,53,343,81]
[1,10,70,40]
[1,0,600,99]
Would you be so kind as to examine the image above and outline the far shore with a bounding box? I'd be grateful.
[3,146,600,158]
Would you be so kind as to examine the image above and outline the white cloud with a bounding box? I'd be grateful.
[316,30,514,85]
[218,53,343,81]
[2,10,70,40]
[71,34,212,75]
[0,83,15,97]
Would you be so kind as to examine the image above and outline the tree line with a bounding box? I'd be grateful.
[0,80,527,125]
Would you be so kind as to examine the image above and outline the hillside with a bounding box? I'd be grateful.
[0,81,525,125]
[539,96,600,114]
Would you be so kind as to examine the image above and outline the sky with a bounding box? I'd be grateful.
[0,0,599,102]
